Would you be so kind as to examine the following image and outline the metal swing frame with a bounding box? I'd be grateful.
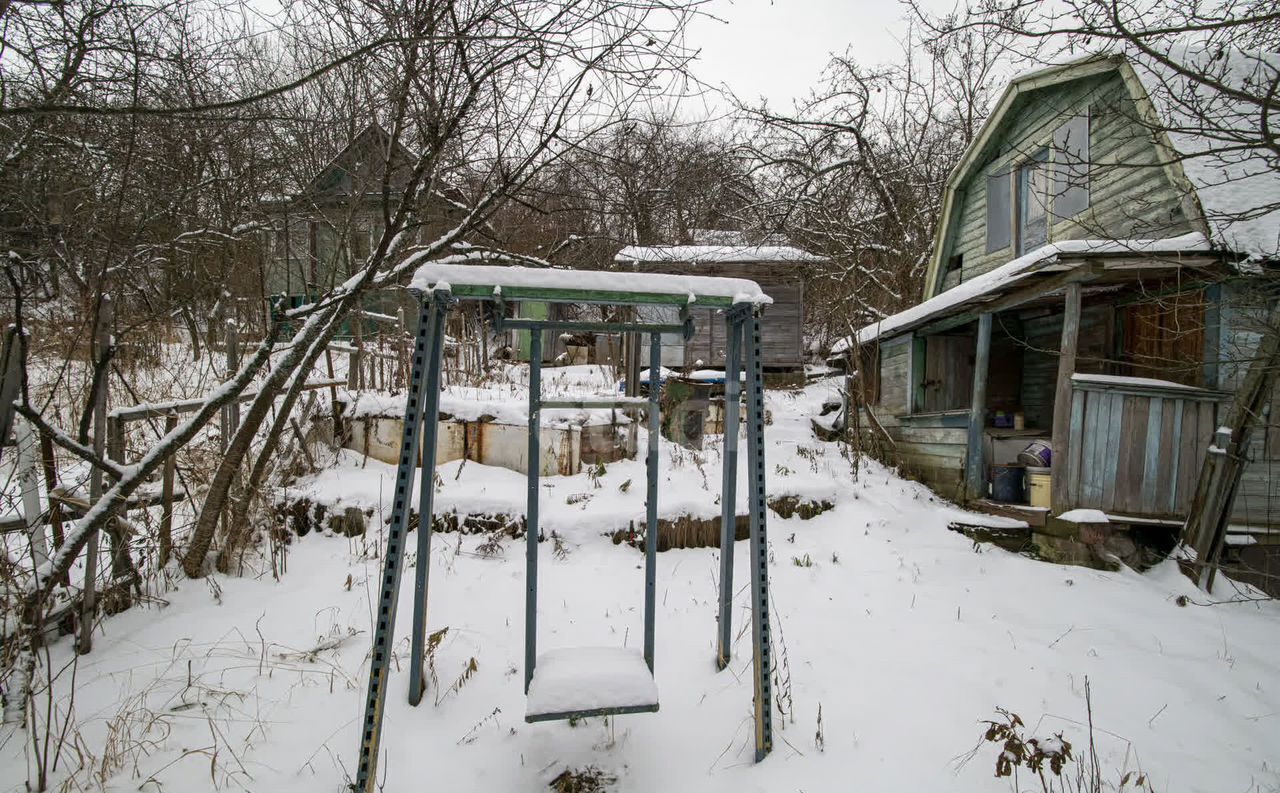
[352,283,774,793]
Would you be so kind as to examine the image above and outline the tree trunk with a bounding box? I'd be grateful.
[182,301,344,577]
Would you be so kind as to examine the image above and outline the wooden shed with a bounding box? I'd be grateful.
[613,244,824,371]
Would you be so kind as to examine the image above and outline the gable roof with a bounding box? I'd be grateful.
[921,49,1280,300]
[302,124,417,201]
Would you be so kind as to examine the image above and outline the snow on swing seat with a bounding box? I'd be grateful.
[525,647,659,723]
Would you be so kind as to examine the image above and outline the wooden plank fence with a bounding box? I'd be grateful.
[1063,375,1228,518]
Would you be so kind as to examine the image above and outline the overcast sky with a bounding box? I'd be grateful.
[684,0,952,111]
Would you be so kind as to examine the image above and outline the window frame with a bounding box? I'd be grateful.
[985,170,1012,254]
[1053,112,1091,220]
[1016,146,1051,256]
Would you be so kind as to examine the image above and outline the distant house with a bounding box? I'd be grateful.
[614,237,825,372]
[845,51,1280,556]
[262,125,465,315]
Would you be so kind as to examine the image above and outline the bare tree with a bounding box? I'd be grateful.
[740,19,1020,350]
[1,0,704,591]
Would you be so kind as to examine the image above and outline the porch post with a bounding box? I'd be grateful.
[964,313,993,501]
[1050,282,1082,513]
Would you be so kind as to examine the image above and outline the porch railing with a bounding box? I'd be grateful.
[1061,374,1228,519]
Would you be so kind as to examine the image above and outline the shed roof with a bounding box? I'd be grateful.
[839,233,1214,351]
[409,262,772,308]
[615,245,825,265]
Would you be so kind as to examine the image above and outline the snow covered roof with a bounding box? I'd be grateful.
[409,262,771,306]
[1129,46,1280,260]
[615,245,825,265]
[839,233,1212,351]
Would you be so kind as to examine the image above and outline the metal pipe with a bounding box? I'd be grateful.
[539,398,650,410]
[716,311,744,669]
[643,331,660,671]
[524,328,543,693]
[500,318,687,335]
[409,293,449,705]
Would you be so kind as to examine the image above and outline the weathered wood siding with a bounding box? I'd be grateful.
[1017,305,1114,430]
[1062,379,1223,518]
[865,333,969,500]
[636,264,805,369]
[878,334,911,414]
[944,71,1197,287]
[1215,282,1280,528]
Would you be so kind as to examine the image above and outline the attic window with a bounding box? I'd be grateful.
[985,171,1011,253]
[1053,113,1090,219]
[1017,147,1050,255]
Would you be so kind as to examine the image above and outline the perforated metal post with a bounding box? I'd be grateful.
[409,292,452,706]
[643,331,661,671]
[524,328,542,693]
[716,309,745,670]
[744,312,774,762]
[354,293,438,793]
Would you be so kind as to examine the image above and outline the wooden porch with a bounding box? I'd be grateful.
[856,246,1275,534]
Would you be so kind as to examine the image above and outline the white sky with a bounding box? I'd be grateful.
[684,0,953,110]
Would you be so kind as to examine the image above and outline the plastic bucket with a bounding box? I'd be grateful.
[1027,468,1052,508]
[990,464,1025,503]
[1018,440,1052,468]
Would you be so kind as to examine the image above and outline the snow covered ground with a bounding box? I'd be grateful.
[3,376,1279,793]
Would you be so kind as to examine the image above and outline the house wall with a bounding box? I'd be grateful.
[1216,281,1280,529]
[943,71,1198,289]
[865,333,969,500]
[1017,303,1115,430]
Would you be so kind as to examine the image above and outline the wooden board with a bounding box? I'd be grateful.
[1062,379,1223,518]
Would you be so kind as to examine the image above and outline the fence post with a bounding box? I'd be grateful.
[396,307,407,389]
[79,295,112,654]
[159,413,178,568]
[38,432,69,586]
[226,320,240,438]
[106,414,131,579]
[16,417,47,567]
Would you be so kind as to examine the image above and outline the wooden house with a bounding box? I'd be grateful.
[614,242,824,372]
[845,50,1280,561]
[262,124,466,319]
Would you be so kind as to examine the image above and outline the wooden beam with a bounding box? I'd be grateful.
[109,377,344,422]
[916,262,1103,337]
[1202,282,1222,389]
[965,313,994,501]
[1050,282,1083,514]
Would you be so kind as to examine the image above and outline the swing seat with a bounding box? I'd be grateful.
[525,647,659,723]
